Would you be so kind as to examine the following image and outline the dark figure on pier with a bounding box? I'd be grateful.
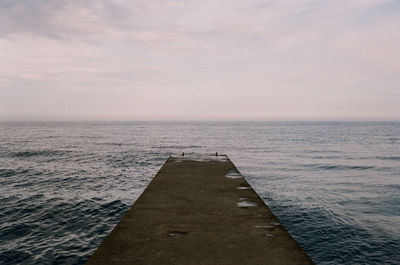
[182,152,184,157]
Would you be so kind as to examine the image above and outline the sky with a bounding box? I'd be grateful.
[0,0,399,121]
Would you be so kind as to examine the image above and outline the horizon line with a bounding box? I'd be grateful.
[1,119,400,123]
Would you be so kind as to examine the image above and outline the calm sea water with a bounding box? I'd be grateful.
[0,121,399,264]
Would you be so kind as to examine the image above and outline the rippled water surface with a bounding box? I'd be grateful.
[0,121,399,264]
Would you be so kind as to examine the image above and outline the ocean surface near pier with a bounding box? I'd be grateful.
[0,121,399,264]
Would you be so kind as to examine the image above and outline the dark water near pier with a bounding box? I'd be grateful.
[0,121,399,264]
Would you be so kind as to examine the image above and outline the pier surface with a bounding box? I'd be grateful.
[86,154,313,265]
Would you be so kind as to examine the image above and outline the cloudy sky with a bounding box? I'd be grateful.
[1,0,399,120]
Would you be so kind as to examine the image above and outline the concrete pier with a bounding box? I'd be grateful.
[86,154,313,265]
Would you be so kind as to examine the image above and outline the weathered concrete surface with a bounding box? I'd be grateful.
[86,154,314,265]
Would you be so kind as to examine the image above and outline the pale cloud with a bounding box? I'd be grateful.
[0,0,399,120]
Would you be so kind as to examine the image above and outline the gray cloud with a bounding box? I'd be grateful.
[0,0,134,40]
[1,0,399,120]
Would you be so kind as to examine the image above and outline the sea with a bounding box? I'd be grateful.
[0,121,399,264]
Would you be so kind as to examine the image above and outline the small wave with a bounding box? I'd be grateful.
[0,168,30,178]
[0,198,130,264]
[10,150,71,158]
[0,223,36,241]
[0,250,32,264]
[0,169,18,178]
[311,155,341,159]
[320,165,375,170]
[303,164,375,171]
[156,145,202,149]
[376,156,400,161]
[101,142,124,146]
[306,150,342,154]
